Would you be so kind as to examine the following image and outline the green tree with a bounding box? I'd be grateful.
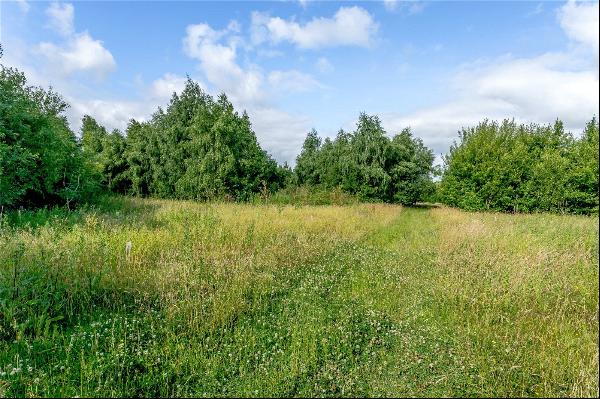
[388,128,435,205]
[295,129,322,186]
[439,118,599,214]
[80,115,130,193]
[124,119,154,196]
[0,65,98,209]
[293,113,435,205]
[566,117,599,213]
[350,113,390,200]
[121,80,283,201]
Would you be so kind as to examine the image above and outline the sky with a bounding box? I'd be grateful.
[1,0,598,165]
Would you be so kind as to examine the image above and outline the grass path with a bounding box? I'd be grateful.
[1,200,598,397]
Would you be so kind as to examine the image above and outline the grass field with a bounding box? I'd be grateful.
[0,197,598,397]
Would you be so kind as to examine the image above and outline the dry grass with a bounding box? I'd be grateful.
[432,208,599,397]
[0,198,597,397]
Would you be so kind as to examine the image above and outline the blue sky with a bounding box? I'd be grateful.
[1,0,598,164]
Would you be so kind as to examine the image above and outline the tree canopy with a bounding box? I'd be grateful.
[295,113,436,205]
[1,60,597,215]
[0,65,98,209]
[81,79,286,201]
[439,118,599,214]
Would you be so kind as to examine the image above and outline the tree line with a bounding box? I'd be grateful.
[439,118,598,214]
[79,80,288,201]
[294,115,435,204]
[1,61,598,214]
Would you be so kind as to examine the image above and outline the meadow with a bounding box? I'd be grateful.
[0,197,598,397]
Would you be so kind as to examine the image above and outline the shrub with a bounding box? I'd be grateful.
[0,66,98,209]
[439,118,599,214]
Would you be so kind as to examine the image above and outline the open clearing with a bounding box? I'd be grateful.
[1,198,598,397]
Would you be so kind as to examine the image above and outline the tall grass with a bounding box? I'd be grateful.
[0,197,597,397]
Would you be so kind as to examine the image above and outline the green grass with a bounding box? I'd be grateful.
[0,198,598,397]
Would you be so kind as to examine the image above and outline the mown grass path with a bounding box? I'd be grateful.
[1,200,598,397]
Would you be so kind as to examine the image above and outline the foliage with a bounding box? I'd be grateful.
[0,65,98,209]
[81,115,129,193]
[439,118,599,214]
[294,113,436,205]
[257,185,360,206]
[2,63,598,215]
[83,80,286,201]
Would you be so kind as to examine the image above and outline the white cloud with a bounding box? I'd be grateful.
[68,99,148,133]
[183,21,324,102]
[460,54,598,123]
[181,20,326,163]
[246,107,311,164]
[15,0,30,13]
[382,1,600,164]
[38,32,116,80]
[46,2,74,36]
[250,12,270,46]
[183,23,223,57]
[383,0,398,11]
[36,3,116,80]
[227,20,241,34]
[268,70,321,93]
[527,3,544,17]
[184,23,264,104]
[557,0,599,53]
[407,2,426,15]
[252,6,378,49]
[383,0,426,14]
[315,57,334,73]
[149,73,190,100]
[256,48,284,59]
[383,55,599,156]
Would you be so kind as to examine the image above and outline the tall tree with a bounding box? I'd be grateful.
[0,65,98,209]
[293,113,435,205]
[80,115,130,193]
[124,119,154,196]
[295,129,322,186]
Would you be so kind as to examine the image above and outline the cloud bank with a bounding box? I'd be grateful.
[382,0,600,163]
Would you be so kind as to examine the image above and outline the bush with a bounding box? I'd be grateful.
[439,118,599,214]
[0,66,99,209]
